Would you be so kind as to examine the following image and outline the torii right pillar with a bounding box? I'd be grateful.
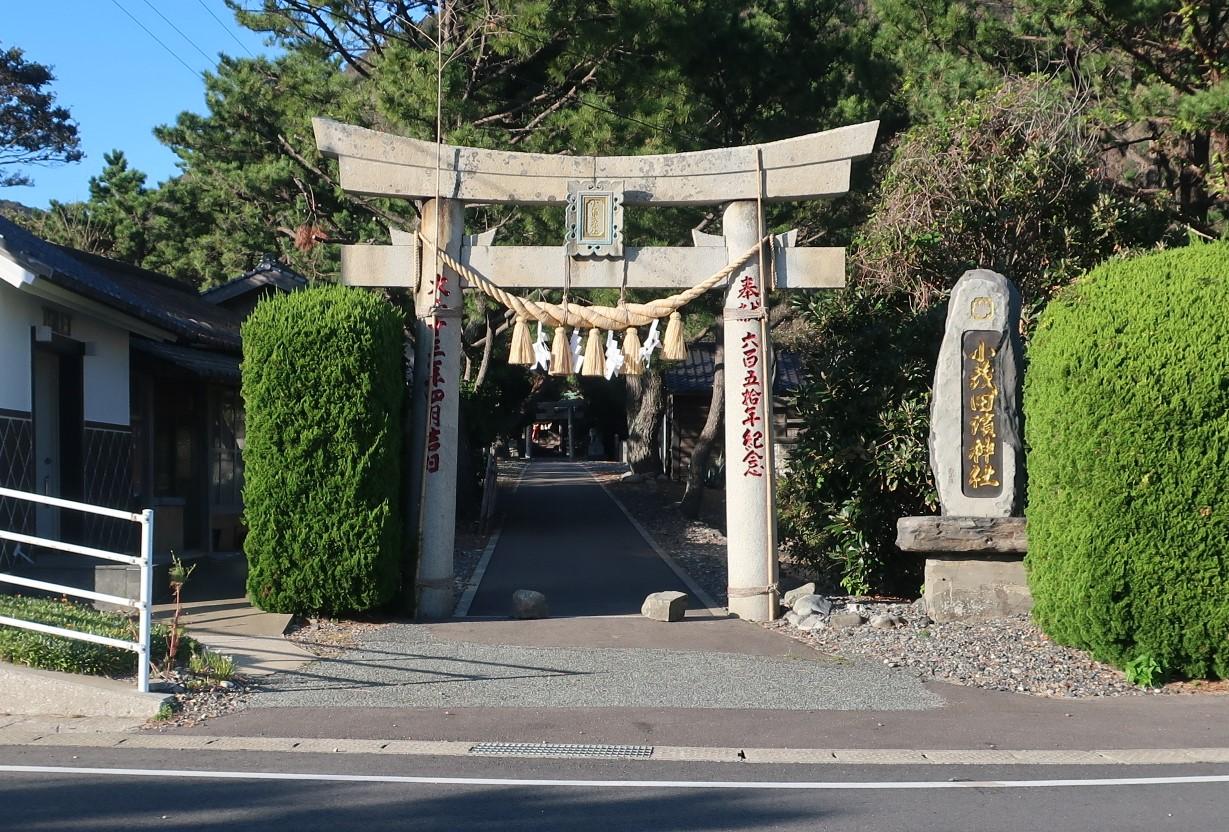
[723,200,779,621]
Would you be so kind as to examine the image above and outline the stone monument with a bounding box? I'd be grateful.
[897,269,1031,622]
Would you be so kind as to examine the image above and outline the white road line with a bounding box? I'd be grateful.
[2,765,1228,790]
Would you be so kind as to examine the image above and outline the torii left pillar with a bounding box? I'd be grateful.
[411,198,465,618]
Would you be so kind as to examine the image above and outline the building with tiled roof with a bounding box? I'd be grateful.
[660,337,805,483]
[0,216,304,581]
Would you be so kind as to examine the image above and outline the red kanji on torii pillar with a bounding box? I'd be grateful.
[313,117,879,621]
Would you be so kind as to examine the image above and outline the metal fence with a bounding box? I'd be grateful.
[0,486,154,692]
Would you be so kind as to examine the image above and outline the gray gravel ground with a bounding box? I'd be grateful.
[250,622,942,711]
[774,601,1159,698]
[603,473,1180,700]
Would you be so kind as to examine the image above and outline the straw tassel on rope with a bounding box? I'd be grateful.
[661,311,686,361]
[508,316,534,365]
[582,328,604,377]
[420,232,767,332]
[549,326,572,376]
[622,325,643,376]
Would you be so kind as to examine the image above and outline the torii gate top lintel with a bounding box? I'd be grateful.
[312,117,879,206]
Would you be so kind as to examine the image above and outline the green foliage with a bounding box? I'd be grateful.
[0,595,191,678]
[242,285,405,615]
[779,76,1167,596]
[869,0,1021,126]
[1124,654,1165,688]
[872,0,1229,233]
[779,285,940,595]
[188,649,236,683]
[27,151,155,266]
[857,76,1171,307]
[0,42,82,187]
[1024,242,1229,680]
[146,51,387,285]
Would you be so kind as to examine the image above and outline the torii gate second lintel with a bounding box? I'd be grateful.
[313,118,879,621]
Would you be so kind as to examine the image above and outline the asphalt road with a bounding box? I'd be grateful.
[466,461,692,617]
[2,744,1226,831]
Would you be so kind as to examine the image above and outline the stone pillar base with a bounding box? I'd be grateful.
[897,516,1031,624]
[728,590,776,622]
[922,553,1031,623]
[416,585,455,620]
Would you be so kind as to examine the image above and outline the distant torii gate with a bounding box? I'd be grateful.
[313,117,878,621]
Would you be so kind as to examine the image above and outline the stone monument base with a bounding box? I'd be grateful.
[897,516,1030,623]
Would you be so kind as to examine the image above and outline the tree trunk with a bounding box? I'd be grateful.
[680,327,723,519]
[624,367,663,475]
[472,312,495,389]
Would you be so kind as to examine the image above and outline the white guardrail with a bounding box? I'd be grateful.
[0,486,154,692]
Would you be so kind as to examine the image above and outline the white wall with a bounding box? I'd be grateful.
[0,282,37,412]
[77,316,129,426]
[0,281,130,425]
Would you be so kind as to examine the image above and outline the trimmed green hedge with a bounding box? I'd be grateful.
[0,595,191,677]
[242,285,405,615]
[1024,242,1229,680]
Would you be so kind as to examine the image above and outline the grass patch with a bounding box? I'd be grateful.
[0,594,193,678]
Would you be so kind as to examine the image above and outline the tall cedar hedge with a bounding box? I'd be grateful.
[1024,242,1229,679]
[242,285,404,615]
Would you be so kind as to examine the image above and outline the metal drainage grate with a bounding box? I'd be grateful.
[468,742,654,760]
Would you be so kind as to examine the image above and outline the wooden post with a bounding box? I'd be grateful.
[567,405,575,459]
[722,201,778,621]
[413,197,465,618]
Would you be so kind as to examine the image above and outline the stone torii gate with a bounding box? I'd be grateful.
[313,117,878,621]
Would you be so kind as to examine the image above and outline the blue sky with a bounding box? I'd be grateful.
[4,1,276,209]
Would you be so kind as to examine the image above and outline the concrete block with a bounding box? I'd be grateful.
[641,591,689,622]
[924,554,1033,623]
[0,662,169,720]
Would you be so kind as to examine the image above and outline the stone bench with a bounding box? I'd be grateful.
[896,516,1030,623]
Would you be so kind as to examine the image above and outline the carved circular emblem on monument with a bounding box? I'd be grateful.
[969,296,994,320]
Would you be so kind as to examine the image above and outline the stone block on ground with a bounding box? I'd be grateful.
[869,614,897,629]
[796,614,825,632]
[829,611,866,629]
[641,591,689,622]
[511,589,549,619]
[923,554,1032,623]
[781,583,817,608]
[791,594,833,618]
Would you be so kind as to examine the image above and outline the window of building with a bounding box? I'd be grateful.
[209,387,244,509]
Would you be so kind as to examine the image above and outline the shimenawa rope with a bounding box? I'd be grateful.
[417,232,770,331]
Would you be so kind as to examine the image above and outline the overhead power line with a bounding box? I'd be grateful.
[193,0,257,58]
[138,0,217,66]
[107,0,205,81]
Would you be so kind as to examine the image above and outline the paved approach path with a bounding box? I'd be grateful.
[238,458,940,714]
[465,460,697,617]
